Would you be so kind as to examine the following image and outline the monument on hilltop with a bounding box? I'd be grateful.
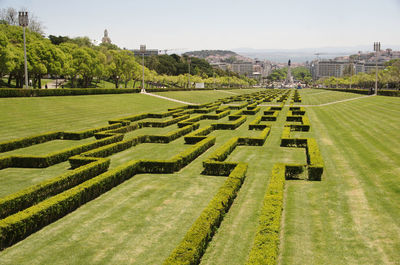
[284,59,294,86]
[102,29,111,44]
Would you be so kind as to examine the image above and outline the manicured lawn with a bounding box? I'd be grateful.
[298,88,366,105]
[154,88,264,104]
[280,94,400,264]
[0,89,399,264]
[0,94,182,141]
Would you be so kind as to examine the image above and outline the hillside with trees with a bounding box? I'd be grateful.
[0,24,256,89]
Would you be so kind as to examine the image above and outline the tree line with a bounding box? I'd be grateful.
[317,59,400,89]
[0,23,256,89]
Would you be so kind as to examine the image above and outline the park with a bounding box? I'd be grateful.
[0,88,398,264]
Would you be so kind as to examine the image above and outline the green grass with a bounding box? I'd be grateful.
[154,89,265,104]
[280,94,400,264]
[0,90,399,264]
[0,94,182,141]
[297,88,366,105]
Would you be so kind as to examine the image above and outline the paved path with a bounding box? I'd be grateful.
[141,91,199,105]
[218,90,240,95]
[42,79,66,89]
[297,95,374,107]
[259,95,374,108]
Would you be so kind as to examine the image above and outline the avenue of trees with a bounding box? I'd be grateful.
[0,23,256,89]
[266,66,312,84]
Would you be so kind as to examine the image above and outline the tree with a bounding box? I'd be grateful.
[0,7,45,35]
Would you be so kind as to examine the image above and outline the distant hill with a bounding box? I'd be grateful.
[183,50,252,63]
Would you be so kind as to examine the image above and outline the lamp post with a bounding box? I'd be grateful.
[18,11,29,89]
[140,44,146,93]
[187,57,191,89]
[373,42,381,95]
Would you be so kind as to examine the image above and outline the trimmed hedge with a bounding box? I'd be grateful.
[0,88,141,98]
[163,163,248,265]
[7,134,123,168]
[246,163,285,265]
[238,127,270,146]
[0,159,142,250]
[243,106,261,115]
[0,158,110,219]
[322,88,400,97]
[212,115,246,130]
[193,106,219,114]
[0,132,62,153]
[306,138,324,181]
[76,125,198,162]
[203,110,230,120]
[0,136,216,250]
[63,123,122,140]
[140,114,190,128]
[228,102,249,110]
[184,125,214,144]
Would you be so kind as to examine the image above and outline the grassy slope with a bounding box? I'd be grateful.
[297,88,364,105]
[1,89,399,264]
[0,94,181,141]
[153,89,264,104]
[280,90,400,264]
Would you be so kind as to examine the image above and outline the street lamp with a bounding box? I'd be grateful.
[373,42,381,95]
[140,44,146,93]
[18,11,29,89]
[187,57,191,89]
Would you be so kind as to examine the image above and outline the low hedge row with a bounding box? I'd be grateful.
[193,106,219,113]
[246,163,285,265]
[215,106,229,113]
[238,127,270,146]
[0,88,141,98]
[243,106,261,115]
[306,138,324,181]
[62,123,123,140]
[163,163,248,265]
[184,125,214,144]
[0,159,142,250]
[0,132,62,153]
[212,115,246,130]
[0,136,216,250]
[140,114,190,128]
[204,110,230,120]
[76,125,198,163]
[177,115,204,128]
[0,158,110,219]
[280,124,323,180]
[228,102,249,110]
[95,123,140,139]
[248,116,265,130]
[3,134,123,169]
[286,115,310,131]
[322,88,400,97]
[261,113,278,121]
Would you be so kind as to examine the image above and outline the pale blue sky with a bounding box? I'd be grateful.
[1,0,400,51]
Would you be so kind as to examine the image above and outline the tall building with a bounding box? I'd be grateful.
[231,62,253,76]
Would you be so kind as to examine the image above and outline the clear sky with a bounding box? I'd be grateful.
[1,0,400,51]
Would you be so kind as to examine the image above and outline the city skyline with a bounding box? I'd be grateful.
[1,0,400,51]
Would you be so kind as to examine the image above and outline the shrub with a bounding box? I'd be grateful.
[246,163,285,265]
[163,163,247,265]
[0,158,110,219]
[0,132,62,153]
[212,116,246,130]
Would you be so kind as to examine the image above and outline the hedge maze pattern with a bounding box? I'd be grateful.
[0,89,324,264]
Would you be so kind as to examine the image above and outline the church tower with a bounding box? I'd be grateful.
[102,29,111,44]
